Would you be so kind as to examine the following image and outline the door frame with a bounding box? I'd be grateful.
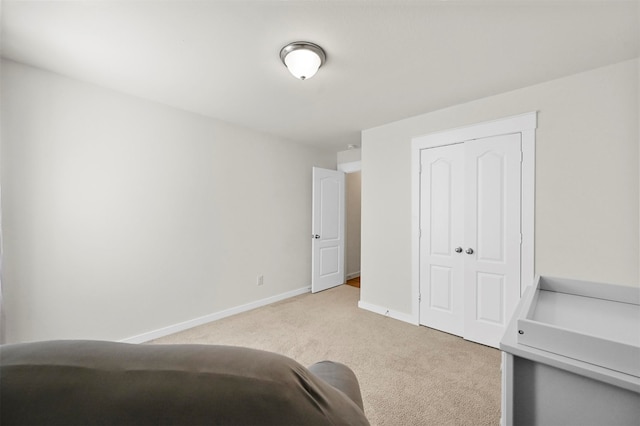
[411,112,537,325]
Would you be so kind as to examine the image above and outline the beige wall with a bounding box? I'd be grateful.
[337,148,361,165]
[361,59,639,316]
[346,171,361,279]
[1,60,335,343]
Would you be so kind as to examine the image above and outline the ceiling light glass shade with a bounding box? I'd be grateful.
[284,49,321,80]
[280,42,326,80]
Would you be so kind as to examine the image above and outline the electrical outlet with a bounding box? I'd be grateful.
[257,275,264,286]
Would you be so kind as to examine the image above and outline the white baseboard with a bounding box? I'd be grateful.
[121,286,311,344]
[346,271,361,280]
[358,300,418,325]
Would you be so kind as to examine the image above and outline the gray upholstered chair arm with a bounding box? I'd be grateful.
[308,360,364,411]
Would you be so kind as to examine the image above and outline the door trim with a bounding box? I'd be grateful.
[411,112,537,326]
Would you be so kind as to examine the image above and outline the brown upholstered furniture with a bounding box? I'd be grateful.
[0,340,368,425]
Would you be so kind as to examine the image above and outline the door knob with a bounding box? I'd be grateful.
[455,247,463,253]
[313,234,320,239]
[465,248,474,255]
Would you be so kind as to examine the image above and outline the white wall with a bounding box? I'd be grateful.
[337,148,361,165]
[361,59,639,317]
[337,147,361,174]
[0,59,335,343]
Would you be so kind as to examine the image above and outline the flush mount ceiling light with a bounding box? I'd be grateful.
[280,41,326,80]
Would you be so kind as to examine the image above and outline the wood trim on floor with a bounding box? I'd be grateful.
[346,277,360,288]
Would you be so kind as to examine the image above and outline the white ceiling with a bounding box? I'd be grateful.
[2,1,639,152]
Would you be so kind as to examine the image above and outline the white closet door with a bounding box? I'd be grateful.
[418,133,522,348]
[463,134,522,347]
[419,144,465,336]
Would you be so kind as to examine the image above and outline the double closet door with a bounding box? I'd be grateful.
[419,133,522,348]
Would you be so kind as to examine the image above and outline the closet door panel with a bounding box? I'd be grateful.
[419,144,465,336]
[464,133,522,348]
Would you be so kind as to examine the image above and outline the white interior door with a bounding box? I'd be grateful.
[312,167,345,293]
[463,134,522,347]
[418,134,522,348]
[419,144,465,336]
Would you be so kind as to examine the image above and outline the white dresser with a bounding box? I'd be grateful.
[500,276,640,426]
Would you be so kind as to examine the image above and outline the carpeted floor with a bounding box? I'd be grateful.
[151,285,501,425]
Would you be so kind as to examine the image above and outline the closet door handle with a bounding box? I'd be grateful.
[455,247,463,253]
[465,248,474,255]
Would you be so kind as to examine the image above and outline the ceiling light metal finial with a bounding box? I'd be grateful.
[280,41,326,80]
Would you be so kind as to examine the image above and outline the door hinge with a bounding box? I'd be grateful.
[418,228,422,238]
[419,293,422,303]
[520,233,523,244]
[520,151,524,163]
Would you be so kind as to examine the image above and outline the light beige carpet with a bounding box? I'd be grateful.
[151,285,501,425]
